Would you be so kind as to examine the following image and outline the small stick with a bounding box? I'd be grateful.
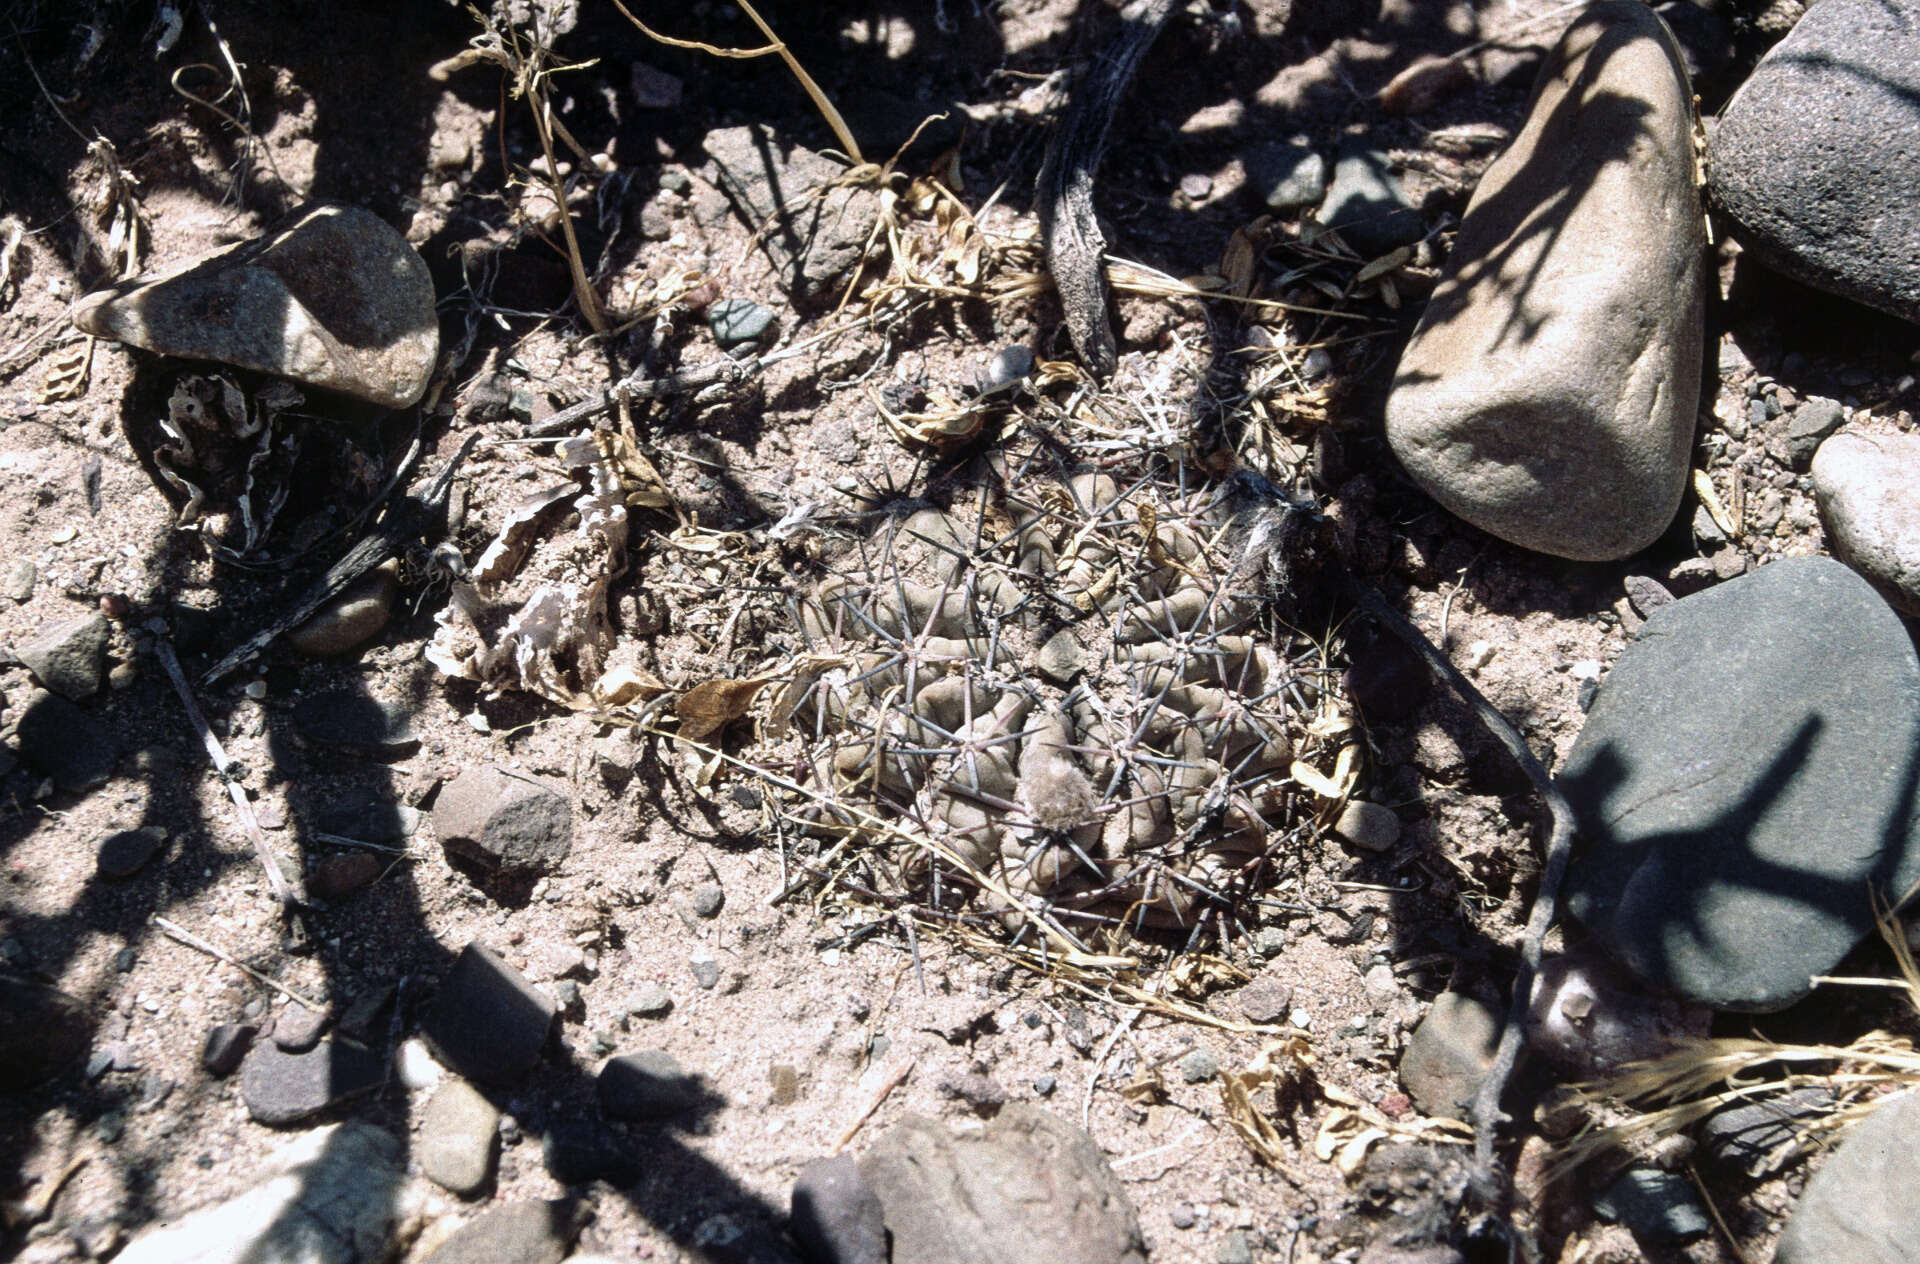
[831,1058,915,1154]
[1083,1006,1142,1130]
[154,638,295,909]
[153,916,323,1009]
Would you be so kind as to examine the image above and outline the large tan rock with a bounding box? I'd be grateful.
[1385,3,1705,561]
[75,203,437,408]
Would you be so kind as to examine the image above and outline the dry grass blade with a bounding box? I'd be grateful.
[610,0,864,164]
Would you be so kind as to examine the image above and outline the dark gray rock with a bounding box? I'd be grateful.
[709,298,775,347]
[689,881,725,919]
[1561,557,1920,1009]
[202,1023,256,1077]
[0,968,91,1088]
[690,1212,804,1264]
[1698,1087,1833,1178]
[937,1069,1009,1115]
[432,766,572,874]
[541,1119,641,1187]
[791,1154,887,1264]
[308,852,383,902]
[422,943,556,1085]
[316,799,421,844]
[420,1078,500,1197]
[858,1106,1147,1264]
[1247,141,1327,212]
[698,125,881,304]
[271,1003,330,1053]
[1399,992,1503,1121]
[291,693,419,760]
[1775,1092,1920,1263]
[73,202,439,408]
[1180,1048,1220,1084]
[239,1037,385,1126]
[1235,976,1294,1024]
[113,1123,409,1264]
[420,1200,581,1264]
[1319,142,1422,255]
[598,1049,699,1120]
[1593,1168,1708,1243]
[17,690,119,792]
[1623,574,1674,619]
[1708,0,1920,324]
[287,564,398,657]
[17,613,109,699]
[1787,397,1846,469]
[96,828,163,879]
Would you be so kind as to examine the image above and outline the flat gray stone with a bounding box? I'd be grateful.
[709,298,775,347]
[1399,992,1503,1121]
[421,943,554,1086]
[1788,397,1846,470]
[858,1106,1146,1264]
[1698,1087,1833,1178]
[1035,629,1086,685]
[432,766,572,875]
[791,1155,887,1264]
[16,613,109,699]
[1775,1093,1920,1264]
[1385,3,1704,560]
[597,1049,699,1120]
[1333,800,1400,853]
[1708,0,1920,323]
[1593,1167,1708,1243]
[96,828,164,879]
[420,1078,500,1197]
[202,1024,255,1077]
[114,1123,415,1264]
[271,1003,330,1053]
[421,1200,580,1264]
[1561,557,1920,1010]
[239,1037,384,1126]
[1247,141,1327,212]
[1814,430,1920,614]
[1319,143,1422,255]
[73,203,438,408]
[16,690,118,792]
[697,125,881,305]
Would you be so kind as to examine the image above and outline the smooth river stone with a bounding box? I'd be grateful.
[1385,2,1704,560]
[1560,557,1920,1011]
[1812,429,1920,614]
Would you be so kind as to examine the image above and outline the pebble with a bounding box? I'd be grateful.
[73,203,439,408]
[700,124,879,302]
[1332,800,1400,853]
[1035,629,1086,685]
[201,1023,256,1077]
[16,690,119,792]
[791,1154,888,1264]
[421,942,557,1085]
[308,852,382,901]
[689,952,720,990]
[316,799,420,844]
[938,1069,1009,1115]
[1179,1047,1220,1083]
[1698,1086,1833,1178]
[627,983,673,1019]
[1385,3,1703,560]
[709,298,775,347]
[1523,951,1708,1079]
[1622,574,1674,619]
[16,613,110,699]
[1246,141,1326,212]
[111,1124,411,1264]
[1592,1168,1709,1244]
[1216,1231,1254,1264]
[96,828,163,879]
[1707,0,1920,323]
[1774,1091,1920,1262]
[1318,142,1422,255]
[5,559,34,603]
[1813,430,1920,613]
[598,1049,700,1120]
[1561,557,1920,1009]
[420,1200,581,1264]
[769,1063,799,1105]
[1235,977,1294,1024]
[396,1037,444,1090]
[420,1078,501,1197]
[287,562,399,657]
[858,1106,1147,1264]
[689,881,725,918]
[977,344,1034,396]
[291,692,419,760]
[239,1038,385,1126]
[271,1003,330,1053]
[1399,992,1503,1121]
[1170,1205,1196,1230]
[432,766,572,875]
[1786,397,1846,470]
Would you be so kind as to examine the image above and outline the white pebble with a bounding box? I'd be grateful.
[1464,640,1495,670]
[395,1038,444,1091]
[243,680,267,700]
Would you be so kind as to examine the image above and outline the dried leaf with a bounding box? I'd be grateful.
[1219,1037,1316,1168]
[594,663,667,708]
[1219,228,1258,300]
[1694,468,1737,538]
[35,337,93,403]
[676,678,769,741]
